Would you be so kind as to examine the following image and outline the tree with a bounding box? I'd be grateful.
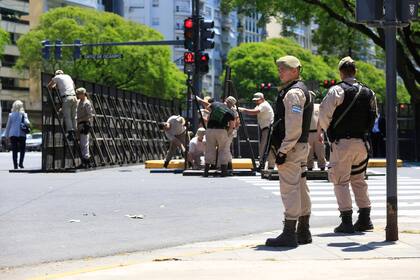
[15,7,186,99]
[227,38,409,103]
[0,27,10,55]
[222,0,419,102]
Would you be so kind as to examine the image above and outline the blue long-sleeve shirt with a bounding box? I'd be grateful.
[5,112,30,137]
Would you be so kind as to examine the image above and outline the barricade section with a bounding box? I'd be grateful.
[41,73,182,171]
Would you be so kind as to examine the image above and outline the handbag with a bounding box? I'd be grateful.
[20,114,31,134]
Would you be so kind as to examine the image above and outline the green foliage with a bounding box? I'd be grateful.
[227,38,337,102]
[222,0,418,102]
[0,27,10,55]
[16,7,186,99]
[227,37,409,103]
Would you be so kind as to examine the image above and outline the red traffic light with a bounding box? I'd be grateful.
[267,83,271,89]
[200,53,209,62]
[184,52,194,64]
[184,18,193,29]
[323,80,329,86]
[331,79,336,86]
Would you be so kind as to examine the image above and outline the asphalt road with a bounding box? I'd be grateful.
[0,152,419,268]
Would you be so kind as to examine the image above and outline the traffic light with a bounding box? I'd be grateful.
[55,40,62,60]
[183,51,195,73]
[397,0,419,22]
[322,79,336,88]
[356,0,384,23]
[41,40,50,60]
[197,52,209,74]
[199,19,215,50]
[73,39,81,59]
[184,17,196,51]
[258,82,273,91]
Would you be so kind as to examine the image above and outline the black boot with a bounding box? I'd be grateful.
[354,207,374,231]
[265,220,298,247]
[220,164,228,177]
[203,164,210,177]
[334,210,355,233]
[84,157,92,168]
[296,215,312,244]
[163,160,169,168]
[67,130,75,141]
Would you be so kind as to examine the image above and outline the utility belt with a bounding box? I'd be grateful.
[329,133,371,176]
[309,129,317,133]
[78,121,91,135]
[328,132,367,143]
[61,94,76,98]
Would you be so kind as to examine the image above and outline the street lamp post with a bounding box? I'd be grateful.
[384,0,398,242]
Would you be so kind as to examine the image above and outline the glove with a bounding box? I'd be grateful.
[275,152,287,165]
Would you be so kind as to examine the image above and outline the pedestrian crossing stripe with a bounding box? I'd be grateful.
[232,175,420,217]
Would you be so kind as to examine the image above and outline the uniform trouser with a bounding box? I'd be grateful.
[307,132,326,169]
[80,133,90,159]
[165,131,187,163]
[62,96,77,132]
[328,138,371,211]
[205,129,231,166]
[277,143,311,220]
[10,136,26,168]
[188,151,204,169]
[259,127,275,169]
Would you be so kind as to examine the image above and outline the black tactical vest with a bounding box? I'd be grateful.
[327,81,376,142]
[207,102,235,129]
[271,80,313,149]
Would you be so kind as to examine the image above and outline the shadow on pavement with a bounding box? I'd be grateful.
[315,232,365,237]
[327,242,360,247]
[341,241,396,252]
[253,244,297,252]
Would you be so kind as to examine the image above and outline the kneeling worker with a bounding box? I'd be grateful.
[188,127,206,169]
[159,115,187,168]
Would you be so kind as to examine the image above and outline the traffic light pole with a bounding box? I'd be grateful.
[191,0,201,133]
[384,0,398,242]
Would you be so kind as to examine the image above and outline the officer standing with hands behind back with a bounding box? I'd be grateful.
[265,56,313,248]
[318,56,377,233]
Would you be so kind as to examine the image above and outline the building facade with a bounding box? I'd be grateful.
[0,0,112,128]
[237,11,265,44]
[124,0,242,98]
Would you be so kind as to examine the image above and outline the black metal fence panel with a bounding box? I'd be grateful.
[41,73,182,171]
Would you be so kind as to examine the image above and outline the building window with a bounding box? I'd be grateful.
[152,17,159,26]
[1,55,18,68]
[152,0,159,7]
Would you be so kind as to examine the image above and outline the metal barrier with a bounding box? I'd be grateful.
[41,73,182,171]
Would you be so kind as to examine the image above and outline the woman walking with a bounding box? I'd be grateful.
[5,100,30,169]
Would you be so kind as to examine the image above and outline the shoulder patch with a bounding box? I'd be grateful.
[291,105,302,113]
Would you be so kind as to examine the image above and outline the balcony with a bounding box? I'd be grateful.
[0,66,28,79]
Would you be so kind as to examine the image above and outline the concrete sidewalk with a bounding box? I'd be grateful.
[4,218,420,280]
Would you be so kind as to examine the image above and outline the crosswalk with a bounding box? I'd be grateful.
[233,175,420,217]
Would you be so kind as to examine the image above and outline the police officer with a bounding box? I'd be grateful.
[307,100,326,171]
[238,92,275,170]
[76,87,93,168]
[265,56,314,247]
[318,56,377,233]
[158,115,187,168]
[204,98,236,177]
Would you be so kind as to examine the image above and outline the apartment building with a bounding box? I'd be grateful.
[124,0,239,98]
